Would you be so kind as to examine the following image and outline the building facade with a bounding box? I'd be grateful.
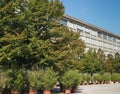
[61,14,120,55]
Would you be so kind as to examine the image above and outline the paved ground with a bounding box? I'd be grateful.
[75,83,120,94]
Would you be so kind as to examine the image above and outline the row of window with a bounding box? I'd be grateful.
[60,19,120,45]
[82,37,120,51]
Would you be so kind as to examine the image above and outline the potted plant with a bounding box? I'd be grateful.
[71,70,82,93]
[84,73,91,85]
[28,70,43,94]
[111,73,120,83]
[102,73,110,84]
[93,73,103,84]
[0,71,9,94]
[61,70,81,94]
[8,69,27,94]
[42,68,57,94]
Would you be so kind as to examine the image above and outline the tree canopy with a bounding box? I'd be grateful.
[0,0,119,75]
[0,0,85,74]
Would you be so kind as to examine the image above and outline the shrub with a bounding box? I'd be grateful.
[28,70,43,91]
[42,68,58,90]
[111,73,120,82]
[0,71,9,92]
[61,70,81,88]
[8,69,27,91]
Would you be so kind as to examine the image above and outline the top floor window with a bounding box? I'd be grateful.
[98,32,102,38]
[60,19,67,26]
[117,39,120,44]
[113,37,116,43]
[77,28,83,33]
[108,36,113,41]
[103,34,107,40]
[85,31,90,35]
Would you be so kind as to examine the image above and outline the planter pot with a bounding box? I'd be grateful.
[11,90,20,94]
[29,89,37,94]
[65,88,71,94]
[43,89,51,94]
[71,86,77,93]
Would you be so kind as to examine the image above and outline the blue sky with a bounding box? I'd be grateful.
[60,0,120,35]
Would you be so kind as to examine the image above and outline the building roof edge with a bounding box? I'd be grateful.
[63,14,120,39]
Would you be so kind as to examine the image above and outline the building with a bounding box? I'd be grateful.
[61,14,120,55]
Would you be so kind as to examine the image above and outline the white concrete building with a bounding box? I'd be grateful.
[61,14,120,55]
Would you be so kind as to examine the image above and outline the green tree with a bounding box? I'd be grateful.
[0,0,85,74]
[113,52,120,73]
[97,48,106,72]
[81,49,102,75]
[103,54,114,73]
[97,48,106,63]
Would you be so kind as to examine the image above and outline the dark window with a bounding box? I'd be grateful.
[98,32,102,38]
[108,36,112,41]
[60,19,67,26]
[113,38,116,43]
[103,34,107,40]
[77,28,83,33]
[85,31,90,35]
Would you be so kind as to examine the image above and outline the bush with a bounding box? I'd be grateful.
[42,68,58,90]
[61,70,81,88]
[93,73,110,84]
[28,70,43,91]
[0,71,9,92]
[102,73,110,82]
[84,73,91,83]
[93,73,103,83]
[8,69,28,91]
[111,73,120,82]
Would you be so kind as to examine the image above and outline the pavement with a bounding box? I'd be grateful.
[75,83,120,94]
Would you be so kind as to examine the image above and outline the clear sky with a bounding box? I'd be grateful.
[60,0,120,35]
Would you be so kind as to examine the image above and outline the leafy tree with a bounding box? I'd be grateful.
[113,52,120,73]
[81,49,102,75]
[0,0,85,74]
[103,54,114,73]
[97,48,106,72]
[97,48,106,63]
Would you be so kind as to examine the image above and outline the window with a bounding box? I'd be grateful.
[113,37,116,43]
[77,28,83,33]
[85,31,90,35]
[103,34,107,40]
[91,30,97,36]
[108,36,112,41]
[98,32,102,38]
[60,19,67,26]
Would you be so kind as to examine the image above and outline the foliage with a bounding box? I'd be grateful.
[8,69,28,91]
[71,70,82,87]
[102,73,110,82]
[111,73,120,82]
[0,0,85,77]
[93,73,110,82]
[42,68,58,90]
[61,70,81,88]
[83,73,91,82]
[103,54,115,73]
[28,70,43,90]
[113,52,120,73]
[81,49,102,75]
[93,73,103,82]
[0,71,9,92]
